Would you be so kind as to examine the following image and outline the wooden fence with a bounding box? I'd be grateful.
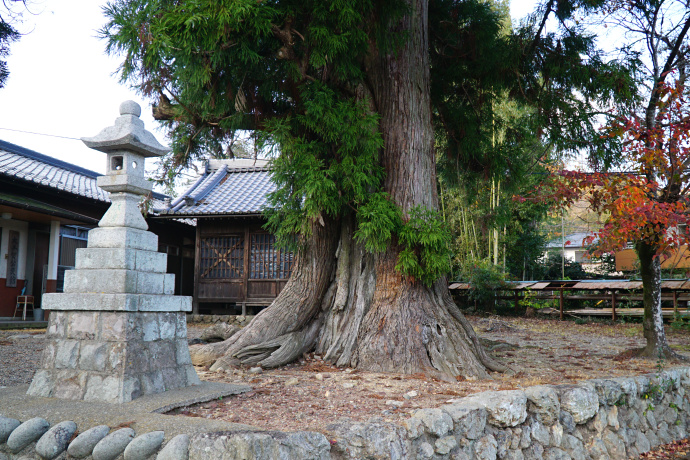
[449,279,690,321]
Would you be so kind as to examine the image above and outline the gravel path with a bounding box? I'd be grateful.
[4,317,690,435]
[0,329,46,387]
[0,325,205,388]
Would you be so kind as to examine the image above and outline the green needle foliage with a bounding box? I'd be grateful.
[102,0,641,287]
[396,206,452,286]
[104,0,454,285]
[262,82,387,249]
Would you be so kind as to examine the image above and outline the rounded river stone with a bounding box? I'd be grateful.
[0,416,21,443]
[67,425,110,458]
[123,431,164,460]
[6,417,50,453]
[92,428,135,460]
[156,434,189,460]
[35,420,77,460]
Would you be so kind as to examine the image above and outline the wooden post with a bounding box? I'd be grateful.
[611,292,617,321]
[192,224,201,315]
[243,228,250,304]
[514,291,519,310]
[559,289,564,321]
[673,291,678,315]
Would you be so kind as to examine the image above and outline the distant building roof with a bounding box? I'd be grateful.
[0,139,108,202]
[0,139,168,204]
[157,158,274,217]
[546,231,599,249]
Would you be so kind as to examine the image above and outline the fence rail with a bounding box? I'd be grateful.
[449,279,690,320]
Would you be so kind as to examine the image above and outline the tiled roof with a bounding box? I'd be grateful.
[546,231,599,249]
[159,159,274,217]
[0,139,168,204]
[0,139,108,202]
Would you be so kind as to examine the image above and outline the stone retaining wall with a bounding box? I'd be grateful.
[187,314,253,328]
[3,367,690,459]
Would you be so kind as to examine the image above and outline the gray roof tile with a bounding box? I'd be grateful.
[0,139,169,205]
[0,140,109,202]
[162,160,274,216]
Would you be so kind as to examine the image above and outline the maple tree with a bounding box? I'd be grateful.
[526,80,690,358]
[525,0,690,359]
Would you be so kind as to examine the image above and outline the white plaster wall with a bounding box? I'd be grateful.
[0,219,29,281]
[543,248,579,262]
[563,248,577,261]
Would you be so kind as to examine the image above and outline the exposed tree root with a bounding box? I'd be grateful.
[189,340,233,367]
[630,345,690,362]
[208,273,510,379]
[208,219,509,380]
[234,317,323,368]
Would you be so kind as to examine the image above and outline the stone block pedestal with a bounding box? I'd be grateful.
[28,311,199,403]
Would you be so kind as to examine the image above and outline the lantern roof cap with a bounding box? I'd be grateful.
[82,101,169,157]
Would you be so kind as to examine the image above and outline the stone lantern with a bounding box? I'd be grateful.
[85,100,166,230]
[28,101,199,403]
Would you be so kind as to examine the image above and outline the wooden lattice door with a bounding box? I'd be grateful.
[199,236,244,279]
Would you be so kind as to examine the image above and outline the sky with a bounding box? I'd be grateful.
[0,0,540,181]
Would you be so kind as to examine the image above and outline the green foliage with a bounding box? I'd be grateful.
[261,83,450,285]
[671,313,690,332]
[263,81,386,248]
[442,181,550,281]
[431,0,639,184]
[503,195,550,279]
[458,258,509,309]
[534,251,589,280]
[641,379,673,404]
[354,193,401,254]
[614,394,628,407]
[103,0,375,178]
[431,0,542,191]
[395,206,452,286]
[102,0,643,288]
[640,347,676,405]
[511,6,640,169]
[518,290,556,310]
[429,0,637,281]
[104,0,459,286]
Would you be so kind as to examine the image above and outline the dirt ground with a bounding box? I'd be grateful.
[172,315,690,435]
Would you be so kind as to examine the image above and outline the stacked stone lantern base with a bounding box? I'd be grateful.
[28,310,199,403]
[27,225,200,404]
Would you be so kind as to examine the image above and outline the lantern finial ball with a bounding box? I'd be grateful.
[119,100,141,117]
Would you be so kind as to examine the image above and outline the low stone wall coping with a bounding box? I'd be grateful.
[2,367,690,459]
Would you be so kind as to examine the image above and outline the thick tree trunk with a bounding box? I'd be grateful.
[636,241,678,359]
[349,0,505,378]
[209,217,340,370]
[209,0,508,379]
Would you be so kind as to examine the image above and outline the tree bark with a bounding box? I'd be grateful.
[635,2,690,361]
[210,216,340,371]
[209,0,509,379]
[636,241,678,359]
